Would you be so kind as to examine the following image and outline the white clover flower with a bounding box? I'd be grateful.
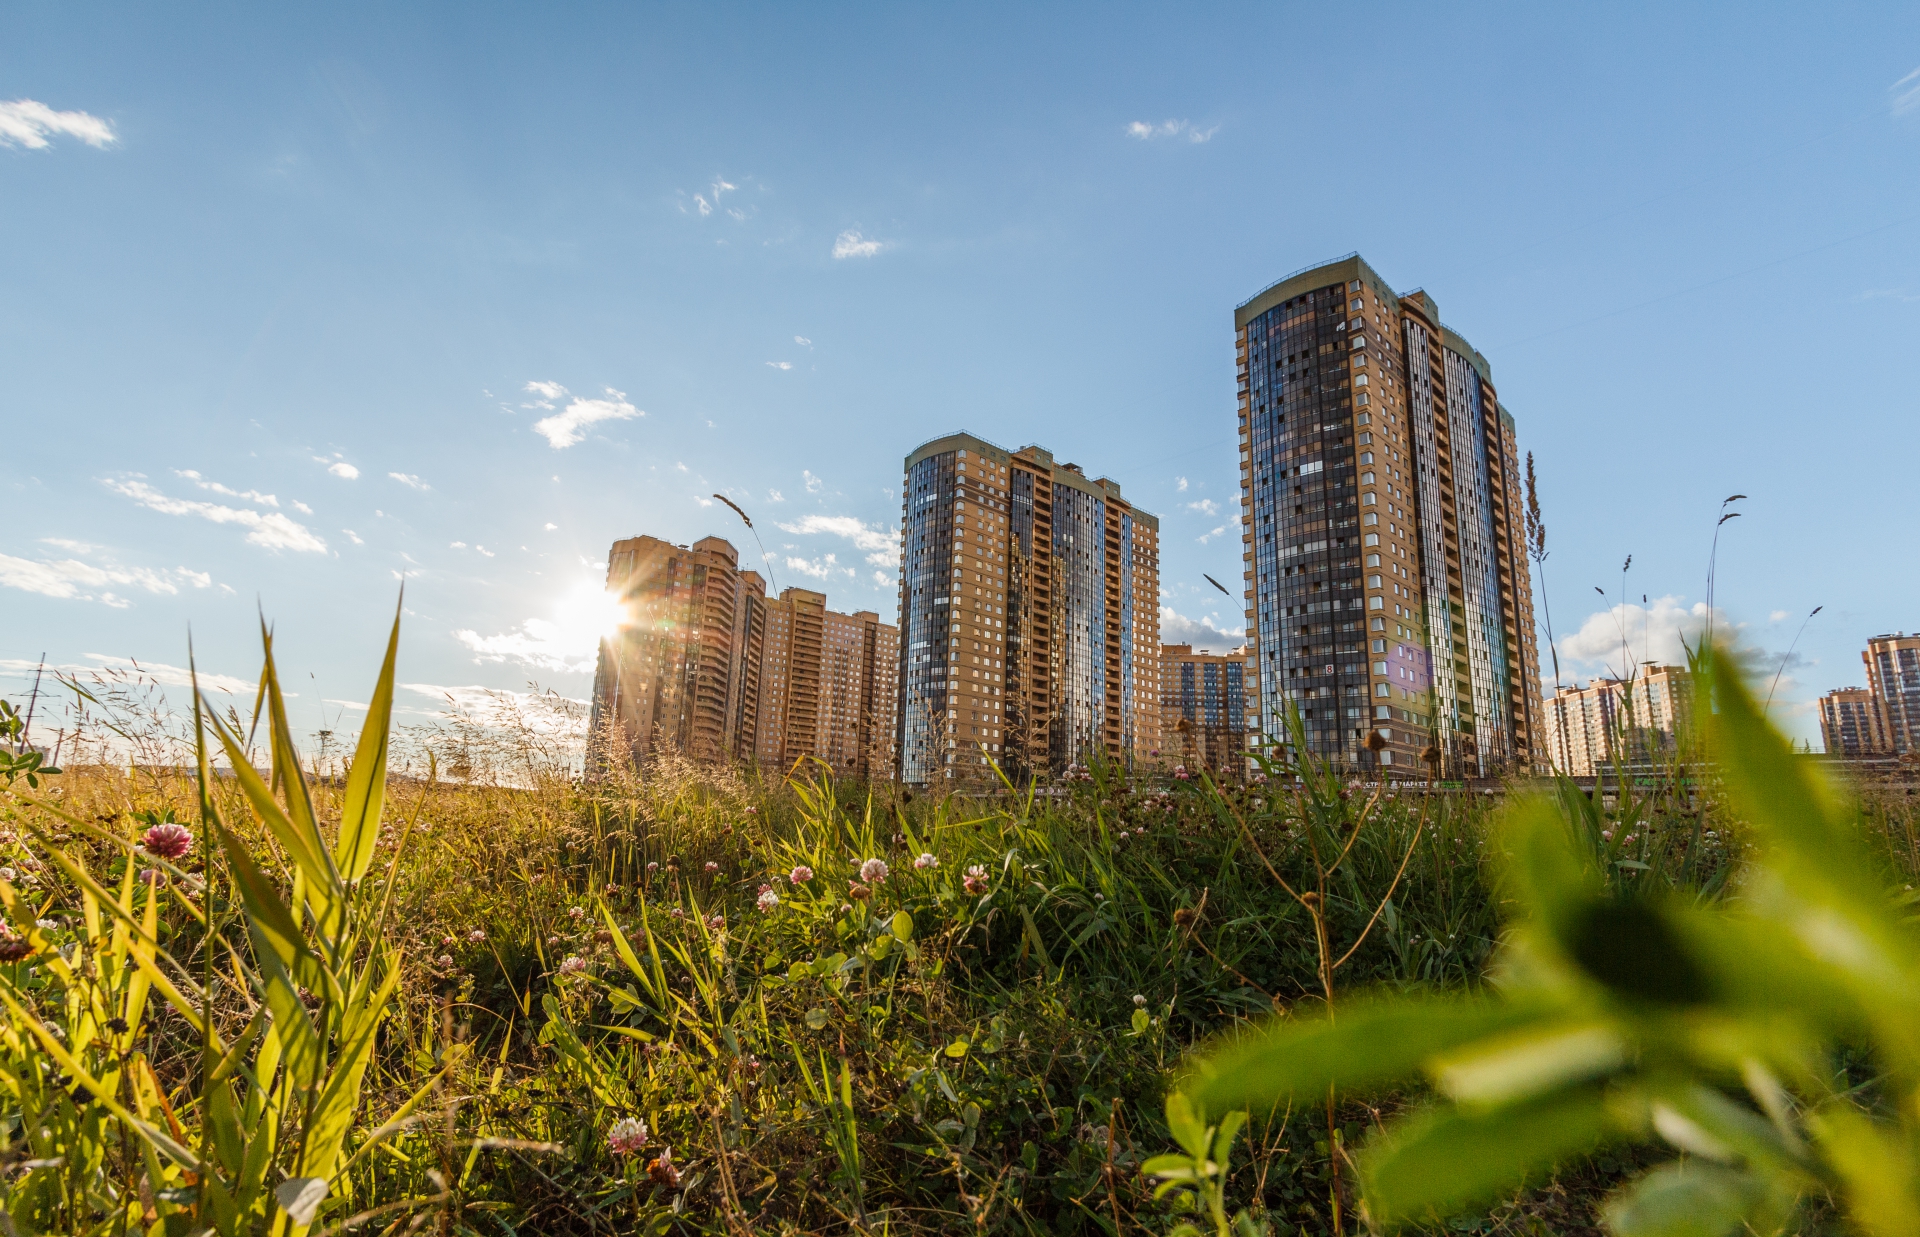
[558,955,588,975]
[608,1117,649,1156]
[756,886,780,911]
[913,853,938,870]
[859,858,889,884]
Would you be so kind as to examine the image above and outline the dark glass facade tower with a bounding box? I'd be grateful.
[1236,255,1542,777]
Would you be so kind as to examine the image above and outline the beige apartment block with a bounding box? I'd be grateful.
[896,433,1161,786]
[1236,254,1544,777]
[590,535,761,765]
[1819,686,1891,757]
[1864,633,1920,755]
[591,537,897,781]
[1541,664,1693,777]
[1160,644,1253,778]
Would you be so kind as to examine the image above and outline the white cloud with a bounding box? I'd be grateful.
[530,385,643,449]
[321,458,360,479]
[1160,605,1244,654]
[1559,596,1725,676]
[342,529,364,545]
[768,489,785,502]
[832,230,886,259]
[1185,498,1220,516]
[1893,67,1920,116]
[776,514,901,567]
[175,470,278,506]
[0,655,249,696]
[522,380,566,409]
[0,99,116,150]
[873,570,890,586]
[450,541,467,549]
[105,478,327,553]
[292,500,312,514]
[795,335,812,346]
[803,469,825,493]
[674,462,689,473]
[1197,523,1229,544]
[1127,119,1218,143]
[0,551,210,607]
[388,472,430,491]
[544,522,558,530]
[766,360,793,370]
[1176,476,1189,492]
[399,683,589,739]
[452,576,624,674]
[786,553,840,580]
[1769,609,1790,623]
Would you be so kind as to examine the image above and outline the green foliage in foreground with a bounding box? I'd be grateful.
[0,614,1913,1235]
[1170,656,1920,1236]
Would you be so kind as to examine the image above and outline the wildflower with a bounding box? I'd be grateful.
[913,853,938,870]
[558,955,588,975]
[741,1054,763,1076]
[756,886,780,911]
[141,822,194,861]
[847,882,871,902]
[1115,830,1129,842]
[0,929,32,963]
[1602,830,1614,841]
[706,914,725,930]
[704,861,720,874]
[35,919,57,931]
[568,906,586,920]
[963,865,989,896]
[647,1146,681,1190]
[0,868,16,883]
[859,857,890,884]
[437,954,454,968]
[1624,834,1638,844]
[789,865,814,884]
[1133,994,1147,1007]
[647,861,659,874]
[607,1117,649,1156]
[668,907,685,920]
[745,806,757,814]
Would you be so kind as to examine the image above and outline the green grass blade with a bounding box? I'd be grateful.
[336,600,400,884]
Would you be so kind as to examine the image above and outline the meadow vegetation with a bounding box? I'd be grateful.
[0,625,1915,1235]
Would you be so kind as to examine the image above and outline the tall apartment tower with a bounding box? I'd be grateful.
[1541,665,1692,777]
[1236,254,1543,777]
[1864,633,1920,755]
[1819,687,1892,757]
[754,587,900,781]
[1160,644,1253,777]
[897,433,1160,786]
[591,535,761,764]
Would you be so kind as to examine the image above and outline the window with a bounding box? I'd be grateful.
[1361,472,1375,484]
[1368,575,1383,589]
[1366,553,1380,567]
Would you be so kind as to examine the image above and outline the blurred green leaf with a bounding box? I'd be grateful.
[1601,1161,1766,1237]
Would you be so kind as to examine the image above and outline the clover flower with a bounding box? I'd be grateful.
[607,1117,649,1156]
[859,857,889,884]
[436,954,454,968]
[467,929,486,942]
[558,955,587,975]
[1133,993,1147,1007]
[963,865,989,896]
[704,862,720,874]
[706,914,725,930]
[789,865,814,884]
[647,1146,681,1189]
[142,822,194,861]
[756,886,780,911]
[0,928,31,963]
[568,906,586,920]
[647,861,659,874]
[913,853,938,870]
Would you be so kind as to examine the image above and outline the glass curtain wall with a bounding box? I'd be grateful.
[1048,485,1107,768]
[897,453,955,783]
[1443,349,1513,768]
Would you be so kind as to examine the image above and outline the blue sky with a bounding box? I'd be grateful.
[5,4,1919,749]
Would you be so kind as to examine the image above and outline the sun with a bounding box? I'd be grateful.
[548,576,628,655]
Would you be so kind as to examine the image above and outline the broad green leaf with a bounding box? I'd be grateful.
[890,910,914,942]
[1360,1087,1613,1225]
[336,601,401,884]
[1601,1161,1769,1237]
[1431,1022,1627,1108]
[1164,1091,1210,1161]
[944,1039,969,1058]
[806,1008,829,1030]
[1183,996,1549,1117]
[1132,1008,1151,1034]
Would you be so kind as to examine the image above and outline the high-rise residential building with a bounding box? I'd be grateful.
[1236,254,1543,777]
[1160,644,1253,777]
[1540,665,1693,777]
[591,537,897,780]
[1864,633,1920,755]
[591,535,760,764]
[1819,687,1891,758]
[896,433,1160,786]
[752,587,901,781]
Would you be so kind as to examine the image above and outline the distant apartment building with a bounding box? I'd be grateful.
[1236,254,1543,777]
[896,433,1160,785]
[1864,633,1920,755]
[1819,687,1891,758]
[1541,664,1693,777]
[1160,644,1252,777]
[591,535,897,780]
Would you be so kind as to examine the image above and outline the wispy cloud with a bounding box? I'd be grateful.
[0,99,116,150]
[0,548,211,607]
[786,553,852,580]
[795,335,812,347]
[768,489,785,503]
[105,478,327,553]
[387,472,429,491]
[1893,67,1920,116]
[313,454,360,479]
[1176,476,1189,492]
[1185,498,1220,516]
[766,360,793,370]
[0,655,250,695]
[803,470,825,493]
[342,529,364,545]
[775,514,900,566]
[1127,119,1218,144]
[684,176,739,219]
[452,578,623,674]
[175,469,278,506]
[1197,523,1229,544]
[832,229,886,259]
[526,383,643,449]
[1160,605,1244,654]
